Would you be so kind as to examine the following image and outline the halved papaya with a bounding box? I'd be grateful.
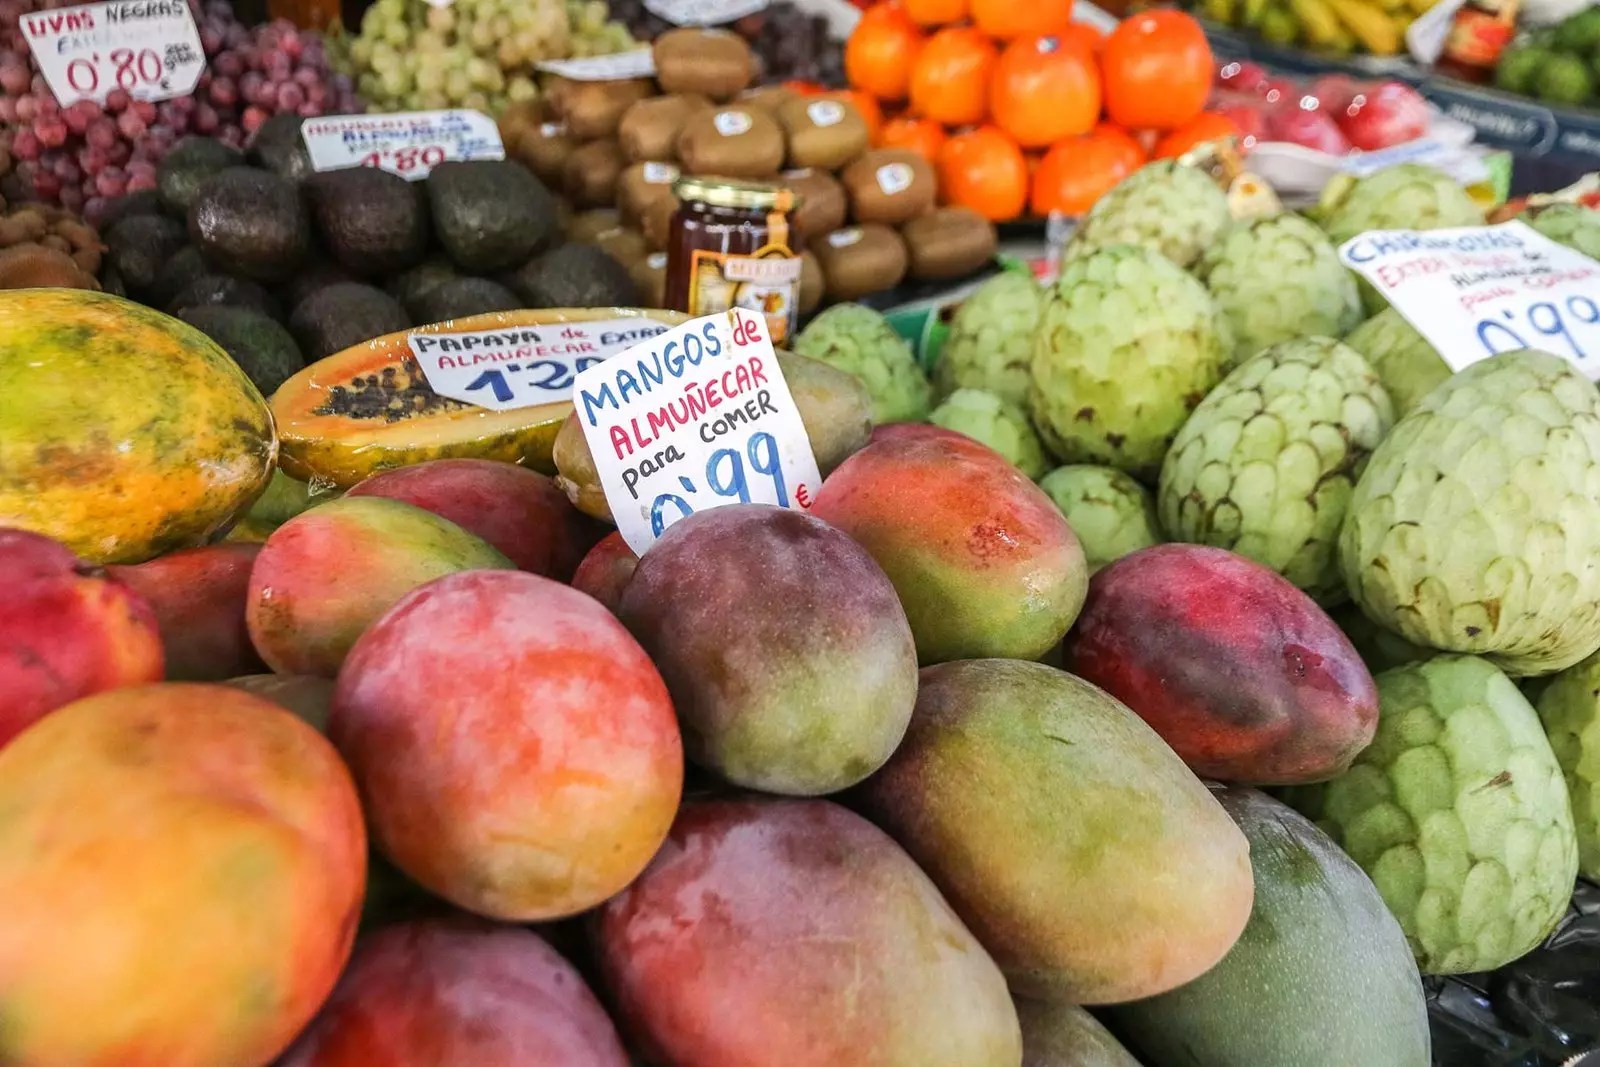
[271,308,687,489]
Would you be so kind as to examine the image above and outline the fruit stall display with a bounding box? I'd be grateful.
[1212,62,1436,154]
[1191,0,1437,57]
[4,145,1600,1065]
[1496,7,1600,108]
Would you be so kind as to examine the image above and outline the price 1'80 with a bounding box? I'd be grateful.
[1476,295,1600,362]
[361,145,447,173]
[66,48,164,95]
[649,431,787,536]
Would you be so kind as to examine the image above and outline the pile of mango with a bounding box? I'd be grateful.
[4,279,1579,1067]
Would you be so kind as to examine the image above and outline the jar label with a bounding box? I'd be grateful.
[686,244,803,345]
[807,100,846,127]
[714,111,754,137]
[643,162,680,184]
[827,228,864,248]
[877,162,915,196]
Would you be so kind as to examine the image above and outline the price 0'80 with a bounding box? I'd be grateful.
[66,48,164,95]
[650,431,788,536]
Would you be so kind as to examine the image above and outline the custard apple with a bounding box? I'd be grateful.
[929,389,1048,478]
[1194,213,1363,366]
[1038,465,1162,574]
[1320,164,1485,247]
[1521,202,1600,260]
[792,303,932,425]
[1342,308,1452,417]
[1340,350,1600,676]
[1535,649,1600,880]
[1287,655,1578,975]
[1031,244,1230,482]
[1159,337,1394,604]
[933,271,1043,406]
[1063,160,1232,269]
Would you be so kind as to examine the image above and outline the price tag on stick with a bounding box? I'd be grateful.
[1340,221,1600,378]
[570,309,822,554]
[301,110,505,181]
[408,318,674,411]
[21,0,204,107]
[643,0,770,25]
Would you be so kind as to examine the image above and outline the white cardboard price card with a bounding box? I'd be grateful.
[1340,221,1600,378]
[643,0,770,25]
[302,111,504,181]
[409,318,673,412]
[22,0,204,107]
[536,49,656,81]
[571,308,821,554]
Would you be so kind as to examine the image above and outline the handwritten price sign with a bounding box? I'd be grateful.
[643,0,771,25]
[1340,221,1600,377]
[409,318,673,412]
[21,0,203,106]
[571,308,821,554]
[301,110,505,181]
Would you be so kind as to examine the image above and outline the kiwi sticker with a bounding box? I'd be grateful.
[406,318,674,413]
[714,110,754,137]
[876,162,915,196]
[539,121,566,138]
[643,0,769,25]
[827,228,864,249]
[648,252,669,268]
[537,48,657,81]
[806,100,846,128]
[302,110,505,180]
[643,162,680,184]
[570,308,822,555]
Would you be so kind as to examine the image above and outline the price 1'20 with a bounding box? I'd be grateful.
[649,431,787,535]
[1476,295,1600,362]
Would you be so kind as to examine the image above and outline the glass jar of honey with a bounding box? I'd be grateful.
[664,176,803,346]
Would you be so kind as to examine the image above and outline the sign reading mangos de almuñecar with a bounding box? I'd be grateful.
[571,308,820,554]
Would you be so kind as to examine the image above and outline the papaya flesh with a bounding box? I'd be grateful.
[272,308,685,489]
[0,289,277,563]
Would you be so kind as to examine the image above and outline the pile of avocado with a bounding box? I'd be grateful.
[98,113,641,398]
[1496,8,1600,108]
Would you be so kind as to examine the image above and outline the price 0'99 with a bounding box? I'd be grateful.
[1476,295,1600,363]
[66,48,164,95]
[649,431,788,536]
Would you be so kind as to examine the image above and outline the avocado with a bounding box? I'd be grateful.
[148,245,210,310]
[103,213,188,298]
[168,273,283,321]
[426,160,558,273]
[280,259,358,313]
[99,189,165,227]
[188,167,310,284]
[288,282,411,361]
[505,243,638,308]
[178,305,305,396]
[100,265,126,298]
[407,277,524,324]
[247,113,315,185]
[386,257,460,311]
[305,167,429,277]
[157,137,244,217]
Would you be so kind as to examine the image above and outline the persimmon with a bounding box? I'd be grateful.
[1101,9,1212,131]
[845,3,925,102]
[909,26,998,126]
[970,0,1073,39]
[989,34,1101,148]
[938,126,1029,222]
[1031,125,1146,217]
[878,115,948,159]
[1154,112,1243,159]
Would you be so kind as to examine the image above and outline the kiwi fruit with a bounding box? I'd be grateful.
[781,169,848,242]
[556,78,656,141]
[814,223,908,302]
[562,139,627,208]
[630,250,669,309]
[617,161,682,227]
[739,84,796,113]
[798,249,822,315]
[778,96,869,172]
[840,149,936,226]
[593,226,650,272]
[677,106,785,180]
[902,207,998,281]
[642,193,681,251]
[619,94,709,162]
[566,208,624,245]
[653,28,756,101]
[506,117,577,188]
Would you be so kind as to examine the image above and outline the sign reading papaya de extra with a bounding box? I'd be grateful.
[571,308,820,555]
[1339,221,1600,379]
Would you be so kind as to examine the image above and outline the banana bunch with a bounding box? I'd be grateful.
[1197,0,1440,54]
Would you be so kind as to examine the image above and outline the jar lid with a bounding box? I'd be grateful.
[674,176,797,213]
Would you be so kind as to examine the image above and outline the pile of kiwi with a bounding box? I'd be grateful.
[497,26,997,314]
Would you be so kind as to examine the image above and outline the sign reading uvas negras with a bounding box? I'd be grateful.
[1339,221,1600,378]
[21,0,204,107]
[571,309,820,554]
[408,318,671,411]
